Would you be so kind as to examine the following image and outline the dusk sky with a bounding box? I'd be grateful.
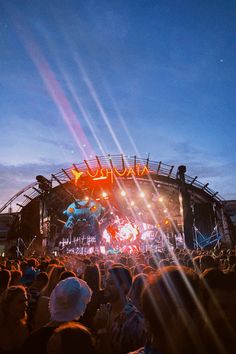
[1,0,236,208]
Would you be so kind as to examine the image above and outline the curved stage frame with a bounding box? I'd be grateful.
[0,155,232,251]
[0,155,223,213]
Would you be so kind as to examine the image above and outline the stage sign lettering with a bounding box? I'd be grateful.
[72,164,149,185]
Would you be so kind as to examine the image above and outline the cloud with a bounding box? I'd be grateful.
[35,136,75,152]
[188,161,236,179]
[170,141,204,160]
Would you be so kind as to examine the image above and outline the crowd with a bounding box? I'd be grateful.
[0,246,236,354]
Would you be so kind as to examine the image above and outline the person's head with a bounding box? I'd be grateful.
[149,256,158,269]
[127,257,135,268]
[118,256,127,266]
[142,266,202,354]
[227,255,236,268]
[200,268,236,353]
[143,266,154,275]
[128,273,148,310]
[59,271,76,282]
[83,264,101,293]
[83,258,91,266]
[10,269,22,286]
[27,258,37,268]
[42,265,65,296]
[159,259,170,268]
[192,256,201,273]
[6,260,14,270]
[231,263,236,273]
[31,271,49,291]
[47,322,96,354]
[1,285,28,322]
[200,255,217,272]
[39,260,50,272]
[0,269,11,293]
[105,266,132,302]
[49,277,92,322]
[186,258,194,269]
[201,268,236,310]
[49,259,60,266]
[12,261,20,270]
[200,268,225,289]
[132,264,146,276]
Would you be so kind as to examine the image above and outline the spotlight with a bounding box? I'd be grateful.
[164,209,168,213]
[110,211,114,215]
[84,196,89,201]
[138,212,142,215]
[90,205,97,212]
[158,197,163,202]
[130,201,135,206]
[147,204,151,208]
[121,190,126,197]
[140,191,145,198]
[102,192,108,198]
[36,175,51,193]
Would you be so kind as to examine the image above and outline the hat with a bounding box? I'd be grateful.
[49,277,92,322]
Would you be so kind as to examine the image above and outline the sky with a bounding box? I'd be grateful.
[0,0,236,208]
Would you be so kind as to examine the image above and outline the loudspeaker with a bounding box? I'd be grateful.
[194,203,215,235]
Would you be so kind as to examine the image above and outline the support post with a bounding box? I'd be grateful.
[177,165,194,249]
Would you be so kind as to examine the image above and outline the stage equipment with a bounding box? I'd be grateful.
[36,175,52,193]
[1,154,232,253]
[177,165,194,249]
[63,199,104,244]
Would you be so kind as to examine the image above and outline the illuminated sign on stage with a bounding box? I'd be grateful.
[72,164,150,185]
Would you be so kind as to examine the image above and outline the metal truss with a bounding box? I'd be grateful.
[0,154,223,214]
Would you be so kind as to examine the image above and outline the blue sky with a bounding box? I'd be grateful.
[0,0,236,207]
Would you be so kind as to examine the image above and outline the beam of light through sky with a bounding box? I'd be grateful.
[10,12,93,160]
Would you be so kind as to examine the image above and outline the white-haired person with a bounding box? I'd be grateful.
[22,277,92,354]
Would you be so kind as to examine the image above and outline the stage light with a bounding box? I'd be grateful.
[110,211,114,215]
[90,205,97,212]
[100,246,106,254]
[36,175,51,193]
[131,201,135,206]
[164,209,168,213]
[95,198,100,201]
[93,176,107,181]
[164,219,169,225]
[121,190,126,197]
[158,197,163,202]
[84,196,89,201]
[140,191,145,198]
[102,192,108,198]
[138,212,142,215]
[147,204,151,208]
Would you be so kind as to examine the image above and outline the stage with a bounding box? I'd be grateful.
[0,155,232,256]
